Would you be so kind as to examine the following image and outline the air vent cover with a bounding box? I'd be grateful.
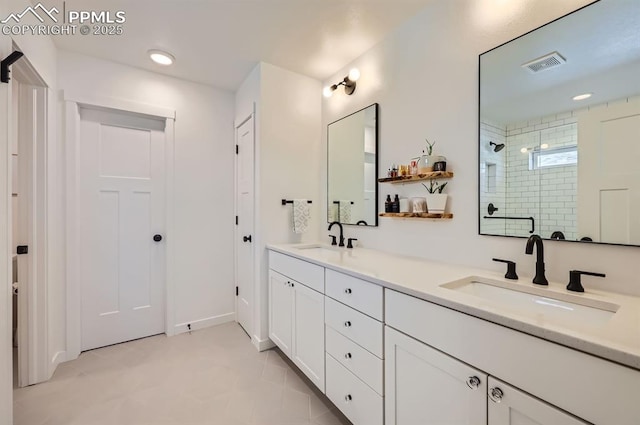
[521,51,566,74]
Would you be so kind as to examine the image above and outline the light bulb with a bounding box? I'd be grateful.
[540,143,549,149]
[148,50,175,66]
[323,86,334,98]
[572,93,592,101]
[348,68,360,82]
[520,147,528,153]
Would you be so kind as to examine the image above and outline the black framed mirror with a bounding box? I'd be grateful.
[327,103,379,226]
[479,0,640,246]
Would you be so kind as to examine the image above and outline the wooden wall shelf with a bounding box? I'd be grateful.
[378,171,454,184]
[379,212,453,219]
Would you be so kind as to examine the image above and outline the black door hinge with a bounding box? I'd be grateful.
[236,145,239,154]
[235,286,239,296]
[235,216,238,225]
[16,245,28,255]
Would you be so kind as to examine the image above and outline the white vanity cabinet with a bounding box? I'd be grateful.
[385,326,488,425]
[268,252,325,392]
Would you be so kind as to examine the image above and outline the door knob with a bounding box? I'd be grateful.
[153,234,163,242]
[243,235,252,243]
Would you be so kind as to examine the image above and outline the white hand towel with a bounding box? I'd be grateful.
[339,200,352,224]
[292,199,310,234]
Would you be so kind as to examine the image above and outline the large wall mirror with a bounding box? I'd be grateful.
[479,0,640,246]
[328,103,378,226]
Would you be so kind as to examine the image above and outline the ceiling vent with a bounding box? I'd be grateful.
[521,51,566,74]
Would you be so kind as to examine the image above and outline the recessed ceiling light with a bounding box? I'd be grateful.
[572,93,592,101]
[148,49,175,66]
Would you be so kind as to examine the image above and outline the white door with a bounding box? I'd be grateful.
[385,326,488,425]
[235,116,254,336]
[79,107,166,351]
[292,281,325,392]
[577,98,640,244]
[268,270,292,357]
[488,377,587,425]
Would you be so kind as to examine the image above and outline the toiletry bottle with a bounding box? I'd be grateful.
[385,195,392,213]
[392,194,400,213]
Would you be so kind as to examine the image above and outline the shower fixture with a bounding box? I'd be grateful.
[489,141,505,152]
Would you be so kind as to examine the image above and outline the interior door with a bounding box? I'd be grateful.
[235,116,254,336]
[577,99,640,244]
[488,377,588,425]
[79,107,166,351]
[385,326,488,425]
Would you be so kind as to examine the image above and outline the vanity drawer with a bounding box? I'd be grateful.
[325,297,383,358]
[326,353,383,425]
[326,269,383,320]
[326,326,383,395]
[385,289,640,425]
[269,251,324,293]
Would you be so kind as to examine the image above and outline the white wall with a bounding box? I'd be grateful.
[321,0,640,297]
[236,62,322,347]
[58,50,236,339]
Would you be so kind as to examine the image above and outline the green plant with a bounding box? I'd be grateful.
[422,180,447,194]
[424,138,436,155]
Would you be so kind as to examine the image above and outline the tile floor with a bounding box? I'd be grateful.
[13,322,352,425]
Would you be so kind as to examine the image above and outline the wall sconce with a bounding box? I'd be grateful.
[323,68,360,97]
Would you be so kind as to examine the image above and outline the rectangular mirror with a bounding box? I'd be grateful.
[327,103,378,226]
[479,0,640,246]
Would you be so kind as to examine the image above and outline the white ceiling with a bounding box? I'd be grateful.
[480,0,640,125]
[45,0,434,90]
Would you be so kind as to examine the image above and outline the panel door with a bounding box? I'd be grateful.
[488,377,588,425]
[79,108,166,351]
[385,326,488,425]
[577,98,640,243]
[235,116,254,335]
[268,270,292,357]
[292,281,325,392]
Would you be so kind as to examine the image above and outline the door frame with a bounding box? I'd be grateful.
[64,92,176,360]
[11,55,49,387]
[234,108,255,338]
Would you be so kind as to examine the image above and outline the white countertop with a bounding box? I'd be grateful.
[268,243,640,370]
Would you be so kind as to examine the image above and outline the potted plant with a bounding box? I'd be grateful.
[422,180,448,214]
[418,139,446,173]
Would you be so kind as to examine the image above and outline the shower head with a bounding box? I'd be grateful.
[489,141,505,152]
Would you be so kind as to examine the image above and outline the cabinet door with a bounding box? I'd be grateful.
[291,281,325,392]
[385,327,488,425]
[488,377,588,425]
[268,270,292,357]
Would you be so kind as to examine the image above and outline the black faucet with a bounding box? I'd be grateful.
[525,234,548,285]
[328,221,345,247]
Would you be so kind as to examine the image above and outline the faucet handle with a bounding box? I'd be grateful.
[347,238,358,249]
[329,235,337,246]
[492,258,518,280]
[567,270,605,293]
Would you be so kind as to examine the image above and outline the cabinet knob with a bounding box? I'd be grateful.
[344,353,352,359]
[489,387,504,403]
[290,282,294,287]
[344,394,352,402]
[344,288,352,294]
[466,376,481,389]
[344,321,352,328]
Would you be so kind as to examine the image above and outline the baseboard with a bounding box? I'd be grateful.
[253,336,276,352]
[173,313,235,335]
[48,350,67,379]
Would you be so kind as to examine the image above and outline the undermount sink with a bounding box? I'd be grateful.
[294,244,344,253]
[441,277,619,326]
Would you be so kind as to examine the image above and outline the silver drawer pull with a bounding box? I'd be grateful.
[345,394,352,402]
[344,353,352,359]
[490,387,504,402]
[344,288,352,294]
[344,321,352,328]
[467,376,481,389]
